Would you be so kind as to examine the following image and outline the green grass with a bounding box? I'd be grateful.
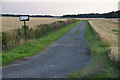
[2,21,80,65]
[112,29,119,35]
[68,21,118,78]
[112,29,119,32]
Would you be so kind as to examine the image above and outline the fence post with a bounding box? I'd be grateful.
[24,21,27,43]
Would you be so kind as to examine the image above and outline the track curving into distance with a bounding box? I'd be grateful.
[3,21,92,78]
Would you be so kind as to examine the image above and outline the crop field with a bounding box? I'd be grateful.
[1,17,68,31]
[87,18,119,61]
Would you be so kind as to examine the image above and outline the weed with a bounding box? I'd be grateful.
[112,30,119,32]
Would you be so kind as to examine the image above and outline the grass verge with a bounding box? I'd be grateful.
[68,21,118,78]
[2,21,80,65]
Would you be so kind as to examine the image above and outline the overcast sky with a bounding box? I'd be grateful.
[1,0,120,16]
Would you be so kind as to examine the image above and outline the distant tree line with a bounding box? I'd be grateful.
[61,10,120,18]
[105,11,120,18]
[1,10,120,18]
[1,14,53,18]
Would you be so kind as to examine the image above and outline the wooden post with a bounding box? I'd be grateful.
[24,21,27,43]
[19,15,29,43]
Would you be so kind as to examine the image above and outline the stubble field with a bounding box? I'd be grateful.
[1,17,68,31]
[87,18,119,61]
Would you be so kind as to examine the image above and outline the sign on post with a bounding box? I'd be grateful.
[19,15,29,43]
[19,15,29,21]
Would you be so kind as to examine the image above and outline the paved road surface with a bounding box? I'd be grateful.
[3,21,92,78]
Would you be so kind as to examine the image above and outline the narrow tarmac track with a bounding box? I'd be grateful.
[3,21,92,78]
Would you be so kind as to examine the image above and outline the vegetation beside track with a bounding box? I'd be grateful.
[68,21,118,78]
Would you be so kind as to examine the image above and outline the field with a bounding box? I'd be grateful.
[88,18,119,61]
[1,17,68,31]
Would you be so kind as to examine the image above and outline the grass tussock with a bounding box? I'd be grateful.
[112,29,119,32]
[68,21,118,78]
